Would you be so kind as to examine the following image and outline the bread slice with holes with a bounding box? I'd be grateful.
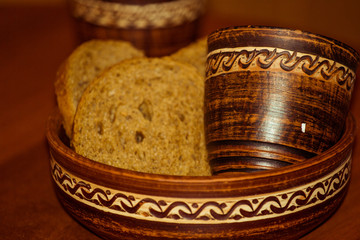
[72,57,210,176]
[169,37,207,76]
[55,39,145,138]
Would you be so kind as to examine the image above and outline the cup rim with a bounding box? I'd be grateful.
[208,25,360,63]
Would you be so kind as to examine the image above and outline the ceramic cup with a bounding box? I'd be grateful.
[205,26,359,174]
[68,0,207,56]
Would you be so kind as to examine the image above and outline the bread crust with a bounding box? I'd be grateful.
[55,40,144,137]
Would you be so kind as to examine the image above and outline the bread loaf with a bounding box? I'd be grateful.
[72,57,210,176]
[169,37,207,76]
[55,40,144,137]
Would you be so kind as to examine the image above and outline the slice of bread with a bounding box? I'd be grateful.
[169,37,207,76]
[55,40,145,137]
[72,57,210,176]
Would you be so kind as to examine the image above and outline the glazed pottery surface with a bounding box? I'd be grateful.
[205,26,359,174]
[46,109,356,240]
[68,0,207,56]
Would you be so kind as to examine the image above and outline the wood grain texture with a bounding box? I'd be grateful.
[1,3,360,240]
[205,26,359,174]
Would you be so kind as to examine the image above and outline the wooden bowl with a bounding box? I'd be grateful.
[68,0,207,57]
[205,26,359,174]
[46,109,356,240]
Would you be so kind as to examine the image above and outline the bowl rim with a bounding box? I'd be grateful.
[46,108,356,184]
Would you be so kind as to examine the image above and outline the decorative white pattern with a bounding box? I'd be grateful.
[70,0,207,29]
[51,153,351,224]
[206,47,356,93]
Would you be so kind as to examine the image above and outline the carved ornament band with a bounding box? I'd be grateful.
[51,152,351,224]
[70,0,207,29]
[206,47,356,92]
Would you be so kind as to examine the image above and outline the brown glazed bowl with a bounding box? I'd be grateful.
[205,26,359,174]
[68,0,207,57]
[46,109,356,240]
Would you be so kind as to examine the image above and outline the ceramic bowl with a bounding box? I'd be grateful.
[68,0,207,57]
[205,26,359,174]
[46,109,356,240]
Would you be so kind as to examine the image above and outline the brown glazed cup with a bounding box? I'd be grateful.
[68,0,207,57]
[205,26,359,174]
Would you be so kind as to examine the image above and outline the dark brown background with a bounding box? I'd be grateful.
[1,0,360,239]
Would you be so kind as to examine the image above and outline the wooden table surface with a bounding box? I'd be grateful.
[1,3,360,240]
